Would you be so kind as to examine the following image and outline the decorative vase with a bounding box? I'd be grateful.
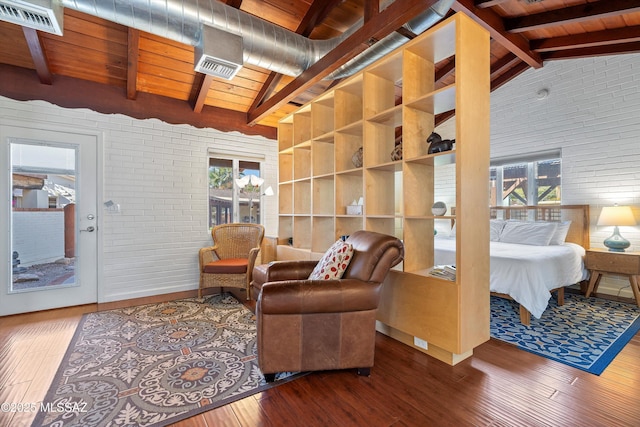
[431,201,447,216]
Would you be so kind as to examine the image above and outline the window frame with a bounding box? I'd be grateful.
[207,154,266,229]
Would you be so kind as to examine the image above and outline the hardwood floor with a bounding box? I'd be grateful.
[1,291,639,427]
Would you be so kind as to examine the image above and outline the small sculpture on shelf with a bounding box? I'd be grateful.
[351,146,363,168]
[427,132,455,154]
[390,140,403,161]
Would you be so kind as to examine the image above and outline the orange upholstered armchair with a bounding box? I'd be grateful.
[199,223,264,299]
[252,230,404,381]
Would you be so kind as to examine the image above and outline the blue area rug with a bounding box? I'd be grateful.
[490,293,640,375]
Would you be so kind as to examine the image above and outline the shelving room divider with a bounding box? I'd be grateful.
[276,12,490,365]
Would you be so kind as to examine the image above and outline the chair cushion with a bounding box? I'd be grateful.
[203,258,248,274]
[308,240,354,280]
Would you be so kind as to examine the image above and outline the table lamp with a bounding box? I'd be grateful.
[597,205,636,252]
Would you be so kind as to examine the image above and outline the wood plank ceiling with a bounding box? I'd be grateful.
[1,0,640,140]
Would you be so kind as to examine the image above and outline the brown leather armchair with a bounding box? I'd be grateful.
[252,230,404,382]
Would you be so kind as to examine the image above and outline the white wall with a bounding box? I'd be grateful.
[366,53,640,298]
[12,211,64,266]
[1,96,278,303]
[435,53,640,298]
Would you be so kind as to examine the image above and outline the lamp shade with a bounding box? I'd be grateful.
[597,205,636,252]
[597,206,636,227]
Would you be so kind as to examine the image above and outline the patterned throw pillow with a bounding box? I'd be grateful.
[308,239,354,280]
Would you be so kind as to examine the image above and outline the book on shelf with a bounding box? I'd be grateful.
[428,265,456,281]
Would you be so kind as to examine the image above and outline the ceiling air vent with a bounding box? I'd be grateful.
[194,25,243,80]
[0,0,63,35]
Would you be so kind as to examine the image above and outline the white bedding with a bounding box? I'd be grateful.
[434,236,589,319]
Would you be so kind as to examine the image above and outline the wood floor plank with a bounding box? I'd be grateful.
[2,298,639,427]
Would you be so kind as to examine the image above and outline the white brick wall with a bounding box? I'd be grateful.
[1,96,278,302]
[433,53,640,298]
[492,53,640,298]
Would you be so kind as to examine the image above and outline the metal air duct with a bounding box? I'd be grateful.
[326,0,455,80]
[1,0,453,80]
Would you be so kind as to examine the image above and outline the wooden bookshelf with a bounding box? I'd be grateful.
[276,13,490,365]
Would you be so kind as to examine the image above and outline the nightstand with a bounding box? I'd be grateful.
[584,249,640,307]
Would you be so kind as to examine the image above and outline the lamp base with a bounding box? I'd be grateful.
[603,226,630,252]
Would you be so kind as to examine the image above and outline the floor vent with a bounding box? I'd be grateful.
[0,0,63,36]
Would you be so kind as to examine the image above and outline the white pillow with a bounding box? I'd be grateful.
[308,239,354,280]
[490,219,506,241]
[499,221,558,246]
[549,220,572,245]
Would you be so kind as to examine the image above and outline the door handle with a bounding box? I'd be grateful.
[80,226,96,232]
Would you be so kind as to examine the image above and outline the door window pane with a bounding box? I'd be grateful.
[238,160,262,224]
[208,158,233,228]
[11,143,77,292]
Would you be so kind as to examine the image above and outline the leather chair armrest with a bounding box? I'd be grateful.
[258,260,319,282]
[258,279,382,315]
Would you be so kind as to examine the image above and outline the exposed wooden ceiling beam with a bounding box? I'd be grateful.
[297,0,344,36]
[364,0,380,22]
[489,52,521,79]
[221,0,243,8]
[248,0,442,125]
[531,26,640,52]
[451,0,543,69]
[191,74,215,113]
[505,0,640,34]
[541,41,640,61]
[490,61,529,91]
[0,63,276,139]
[249,0,343,114]
[22,27,52,85]
[127,28,139,100]
[435,57,455,81]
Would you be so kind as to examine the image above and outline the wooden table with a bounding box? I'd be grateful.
[584,249,640,307]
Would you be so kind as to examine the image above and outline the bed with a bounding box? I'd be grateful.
[436,205,590,325]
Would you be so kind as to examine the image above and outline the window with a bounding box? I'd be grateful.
[490,154,561,206]
[208,158,233,228]
[208,157,264,228]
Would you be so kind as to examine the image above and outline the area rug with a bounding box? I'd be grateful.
[490,293,640,375]
[32,293,301,427]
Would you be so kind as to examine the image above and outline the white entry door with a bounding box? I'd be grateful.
[0,122,99,316]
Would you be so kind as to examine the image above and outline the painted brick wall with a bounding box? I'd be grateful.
[434,53,640,298]
[1,96,278,302]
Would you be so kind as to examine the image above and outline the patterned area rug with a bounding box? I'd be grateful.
[491,293,640,375]
[32,293,300,427]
